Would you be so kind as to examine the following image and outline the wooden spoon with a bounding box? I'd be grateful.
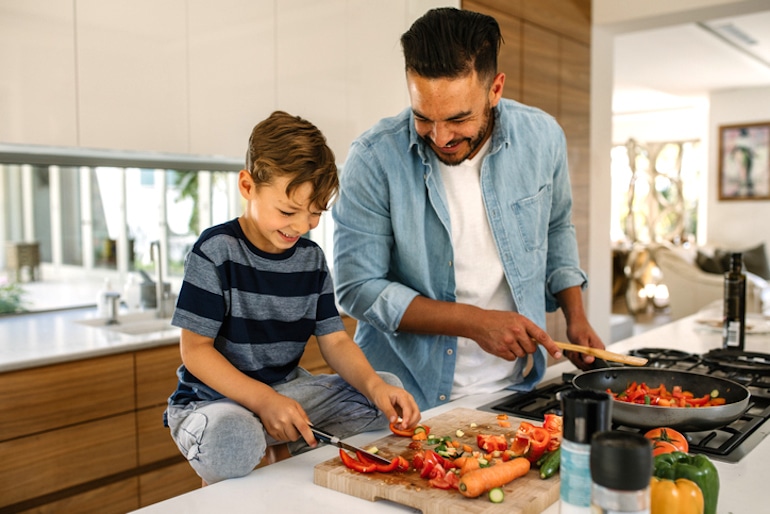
[552,341,648,366]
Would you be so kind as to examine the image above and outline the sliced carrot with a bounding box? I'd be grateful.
[462,444,473,453]
[458,457,531,498]
[497,420,511,428]
[459,457,481,476]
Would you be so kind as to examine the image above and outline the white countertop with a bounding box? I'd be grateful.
[128,315,770,514]
[0,307,180,373]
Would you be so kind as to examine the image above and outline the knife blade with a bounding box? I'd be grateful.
[309,426,391,466]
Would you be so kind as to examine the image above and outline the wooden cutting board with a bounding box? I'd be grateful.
[314,408,560,514]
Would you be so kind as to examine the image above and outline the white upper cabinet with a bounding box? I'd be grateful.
[187,0,276,159]
[76,0,189,153]
[0,0,78,146]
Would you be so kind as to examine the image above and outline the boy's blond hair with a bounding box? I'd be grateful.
[246,111,338,210]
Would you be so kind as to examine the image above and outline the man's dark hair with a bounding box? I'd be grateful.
[400,7,502,85]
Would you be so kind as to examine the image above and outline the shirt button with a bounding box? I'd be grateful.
[439,395,447,401]
[447,349,453,355]
[449,260,453,267]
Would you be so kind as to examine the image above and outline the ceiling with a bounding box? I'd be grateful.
[613,10,770,114]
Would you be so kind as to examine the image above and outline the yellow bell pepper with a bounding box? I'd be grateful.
[650,477,704,514]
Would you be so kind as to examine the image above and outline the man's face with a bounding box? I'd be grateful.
[406,70,504,165]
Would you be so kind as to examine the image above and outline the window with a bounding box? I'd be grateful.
[0,146,250,313]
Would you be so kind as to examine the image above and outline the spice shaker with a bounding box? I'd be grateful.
[722,252,746,350]
[590,431,652,513]
[560,389,612,514]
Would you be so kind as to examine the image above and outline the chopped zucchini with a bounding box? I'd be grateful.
[488,487,505,503]
[456,429,465,437]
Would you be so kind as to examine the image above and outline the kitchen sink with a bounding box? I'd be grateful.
[77,310,176,335]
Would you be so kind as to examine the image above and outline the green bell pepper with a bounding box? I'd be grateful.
[653,451,719,514]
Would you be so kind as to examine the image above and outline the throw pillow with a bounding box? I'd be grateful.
[742,243,770,280]
[696,250,726,274]
[698,243,770,280]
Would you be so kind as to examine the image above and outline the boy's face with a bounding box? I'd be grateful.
[238,170,322,254]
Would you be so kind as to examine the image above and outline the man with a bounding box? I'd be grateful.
[332,7,604,410]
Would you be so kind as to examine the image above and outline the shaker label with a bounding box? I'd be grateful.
[560,440,591,508]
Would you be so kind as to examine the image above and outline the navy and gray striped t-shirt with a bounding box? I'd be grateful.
[168,218,344,406]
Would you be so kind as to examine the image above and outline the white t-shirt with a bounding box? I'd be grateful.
[438,140,524,399]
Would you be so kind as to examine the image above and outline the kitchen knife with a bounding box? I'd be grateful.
[309,426,392,466]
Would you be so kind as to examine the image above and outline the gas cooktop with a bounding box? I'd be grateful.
[479,348,770,462]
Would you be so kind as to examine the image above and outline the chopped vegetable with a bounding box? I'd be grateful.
[514,421,551,463]
[488,486,505,503]
[477,434,508,453]
[610,382,726,408]
[456,429,465,438]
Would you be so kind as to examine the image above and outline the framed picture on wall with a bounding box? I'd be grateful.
[718,121,770,200]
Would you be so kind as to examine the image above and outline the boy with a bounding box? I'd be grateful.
[165,111,420,485]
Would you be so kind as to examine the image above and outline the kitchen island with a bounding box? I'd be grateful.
[130,314,770,514]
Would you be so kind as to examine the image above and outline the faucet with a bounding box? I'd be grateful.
[150,241,167,318]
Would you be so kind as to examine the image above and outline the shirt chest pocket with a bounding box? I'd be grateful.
[510,184,551,252]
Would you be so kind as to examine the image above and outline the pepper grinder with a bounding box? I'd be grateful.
[590,431,653,513]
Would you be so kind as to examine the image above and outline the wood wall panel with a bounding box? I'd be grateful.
[464,1,522,101]
[520,0,591,44]
[522,23,560,117]
[0,353,135,441]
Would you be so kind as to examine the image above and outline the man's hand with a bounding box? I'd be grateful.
[563,317,605,370]
[467,309,563,362]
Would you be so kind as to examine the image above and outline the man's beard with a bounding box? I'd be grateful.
[427,108,493,166]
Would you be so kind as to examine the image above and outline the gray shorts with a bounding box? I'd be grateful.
[165,368,401,484]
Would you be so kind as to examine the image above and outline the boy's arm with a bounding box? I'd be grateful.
[179,328,316,445]
[316,331,420,430]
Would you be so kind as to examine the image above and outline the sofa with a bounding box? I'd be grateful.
[650,242,770,320]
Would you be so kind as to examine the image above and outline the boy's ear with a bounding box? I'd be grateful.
[238,169,253,198]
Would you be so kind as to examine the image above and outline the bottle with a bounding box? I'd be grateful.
[590,431,652,514]
[560,389,612,514]
[95,278,113,317]
[122,273,142,312]
[722,252,746,350]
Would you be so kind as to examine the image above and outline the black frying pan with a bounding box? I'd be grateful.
[572,368,750,431]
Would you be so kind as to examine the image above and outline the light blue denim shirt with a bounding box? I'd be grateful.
[332,98,587,410]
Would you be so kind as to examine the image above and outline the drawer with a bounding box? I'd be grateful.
[15,477,139,514]
[0,353,135,441]
[135,344,182,409]
[0,412,137,508]
[139,460,200,507]
[137,404,179,465]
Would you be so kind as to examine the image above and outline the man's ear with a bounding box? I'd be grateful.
[489,72,506,107]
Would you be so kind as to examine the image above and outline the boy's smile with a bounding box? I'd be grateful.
[238,171,322,254]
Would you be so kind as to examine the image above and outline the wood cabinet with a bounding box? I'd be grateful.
[0,316,357,511]
[0,346,197,512]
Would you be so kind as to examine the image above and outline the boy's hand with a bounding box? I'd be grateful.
[370,382,421,431]
[253,390,316,447]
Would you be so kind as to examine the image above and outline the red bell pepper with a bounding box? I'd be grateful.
[477,434,508,453]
